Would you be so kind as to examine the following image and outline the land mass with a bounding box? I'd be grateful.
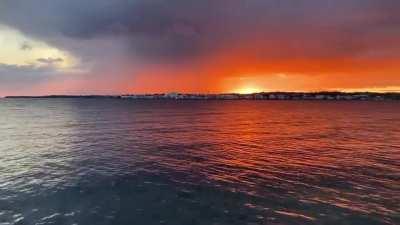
[4,92,400,101]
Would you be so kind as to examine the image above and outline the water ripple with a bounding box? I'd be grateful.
[0,99,399,225]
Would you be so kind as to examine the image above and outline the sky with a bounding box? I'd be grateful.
[0,0,399,96]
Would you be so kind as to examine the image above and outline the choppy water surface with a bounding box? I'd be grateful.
[0,99,399,225]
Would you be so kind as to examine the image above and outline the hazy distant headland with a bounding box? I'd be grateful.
[4,92,400,101]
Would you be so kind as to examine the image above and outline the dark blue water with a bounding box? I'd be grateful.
[0,99,399,225]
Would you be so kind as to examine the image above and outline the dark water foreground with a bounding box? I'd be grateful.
[0,99,399,225]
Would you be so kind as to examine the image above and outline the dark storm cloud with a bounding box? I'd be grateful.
[0,0,221,60]
[1,0,399,62]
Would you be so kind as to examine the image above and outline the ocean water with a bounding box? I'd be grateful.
[0,99,399,225]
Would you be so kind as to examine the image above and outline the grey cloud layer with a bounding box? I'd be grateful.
[0,63,57,86]
[1,0,399,62]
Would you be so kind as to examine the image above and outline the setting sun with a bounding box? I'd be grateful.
[234,86,263,94]
[1,1,400,225]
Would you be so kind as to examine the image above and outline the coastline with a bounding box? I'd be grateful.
[4,92,400,101]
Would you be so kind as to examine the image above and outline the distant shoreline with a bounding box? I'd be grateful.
[4,92,400,101]
[4,95,119,99]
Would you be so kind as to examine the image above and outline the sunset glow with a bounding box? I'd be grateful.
[0,1,399,96]
[1,2,400,224]
[234,86,264,94]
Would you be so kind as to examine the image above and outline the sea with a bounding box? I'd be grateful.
[0,98,399,225]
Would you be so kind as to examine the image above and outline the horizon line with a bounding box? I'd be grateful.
[3,90,400,98]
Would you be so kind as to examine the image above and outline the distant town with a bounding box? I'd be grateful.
[5,92,400,101]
